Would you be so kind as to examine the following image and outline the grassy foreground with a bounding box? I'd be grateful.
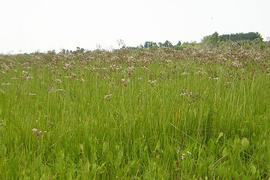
[0,48,270,179]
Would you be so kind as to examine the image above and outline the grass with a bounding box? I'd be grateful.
[0,48,270,179]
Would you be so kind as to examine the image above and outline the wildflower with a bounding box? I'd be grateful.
[55,79,62,83]
[148,80,157,86]
[63,63,71,70]
[110,64,117,69]
[23,75,33,80]
[179,150,192,161]
[32,128,46,137]
[127,56,135,63]
[48,87,65,93]
[21,71,33,80]
[232,61,242,68]
[1,63,10,71]
[71,73,77,79]
[110,64,121,71]
[180,89,200,103]
[127,66,135,76]
[181,153,186,160]
[195,70,207,75]
[121,78,130,87]
[225,81,232,87]
[180,90,193,97]
[209,77,219,80]
[22,70,28,75]
[104,94,112,100]
[143,66,149,71]
[55,89,65,93]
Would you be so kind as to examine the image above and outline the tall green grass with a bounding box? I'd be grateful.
[0,54,269,179]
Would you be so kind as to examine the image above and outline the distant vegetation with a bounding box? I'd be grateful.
[140,32,265,50]
[201,32,263,47]
[40,32,267,55]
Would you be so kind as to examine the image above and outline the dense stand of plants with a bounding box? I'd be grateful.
[0,42,270,179]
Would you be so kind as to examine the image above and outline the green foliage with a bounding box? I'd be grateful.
[144,41,158,48]
[176,41,182,47]
[0,47,270,178]
[202,32,220,46]
[202,32,263,47]
[219,32,263,42]
[144,40,177,49]
[158,40,173,48]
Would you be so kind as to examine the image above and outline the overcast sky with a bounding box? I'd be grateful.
[0,0,269,53]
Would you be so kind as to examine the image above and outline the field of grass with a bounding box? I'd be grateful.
[0,48,270,179]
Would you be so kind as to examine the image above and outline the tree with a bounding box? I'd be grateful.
[76,47,85,53]
[219,32,262,42]
[61,49,66,54]
[202,32,220,46]
[117,39,126,49]
[202,32,263,47]
[176,41,182,46]
[158,40,173,48]
[163,40,173,48]
[144,41,158,48]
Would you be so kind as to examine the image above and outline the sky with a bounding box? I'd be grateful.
[0,0,269,53]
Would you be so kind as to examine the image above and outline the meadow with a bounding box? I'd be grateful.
[0,46,270,179]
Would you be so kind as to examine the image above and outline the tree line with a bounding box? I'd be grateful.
[142,40,182,49]
[202,32,263,46]
[142,32,264,49]
[49,32,266,55]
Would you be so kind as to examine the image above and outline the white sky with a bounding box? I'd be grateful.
[0,0,269,53]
